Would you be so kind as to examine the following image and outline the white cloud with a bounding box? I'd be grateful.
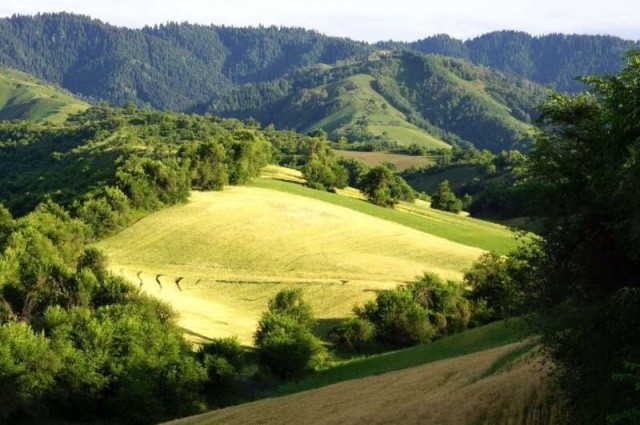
[1,0,638,41]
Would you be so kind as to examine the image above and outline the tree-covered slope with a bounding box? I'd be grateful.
[207,51,548,152]
[404,31,640,93]
[0,68,87,123]
[0,13,635,114]
[0,13,369,110]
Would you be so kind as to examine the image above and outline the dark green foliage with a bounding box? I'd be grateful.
[209,51,547,152]
[267,288,315,329]
[360,164,414,207]
[301,140,348,191]
[328,317,375,353]
[352,273,471,349]
[430,180,463,213]
[254,313,323,380]
[409,31,639,93]
[356,288,433,348]
[254,290,324,380]
[0,205,208,423]
[0,322,60,420]
[406,273,471,336]
[464,252,526,325]
[513,51,640,423]
[195,337,245,407]
[0,14,368,110]
[337,157,370,189]
[0,106,271,221]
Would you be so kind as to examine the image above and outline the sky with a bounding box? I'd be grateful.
[0,0,638,42]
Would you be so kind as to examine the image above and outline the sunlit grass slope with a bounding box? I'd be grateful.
[98,188,487,343]
[0,68,87,123]
[307,74,450,150]
[166,339,556,425]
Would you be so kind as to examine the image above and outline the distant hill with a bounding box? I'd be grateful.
[0,13,635,115]
[401,31,640,93]
[206,51,549,152]
[0,68,87,123]
[0,13,369,110]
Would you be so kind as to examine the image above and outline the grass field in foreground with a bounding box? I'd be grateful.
[253,178,517,254]
[332,149,435,171]
[167,336,555,425]
[97,185,488,343]
[273,320,527,395]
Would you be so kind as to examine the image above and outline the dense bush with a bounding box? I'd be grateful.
[254,290,324,379]
[430,180,463,213]
[328,317,375,353]
[301,140,348,191]
[356,288,433,348]
[360,165,415,207]
[0,205,208,424]
[407,273,471,336]
[464,252,527,325]
[195,337,245,407]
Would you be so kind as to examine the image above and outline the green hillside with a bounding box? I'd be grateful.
[96,166,516,343]
[208,51,549,152]
[0,68,87,123]
[296,73,450,150]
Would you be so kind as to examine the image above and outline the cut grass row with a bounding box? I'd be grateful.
[252,178,518,254]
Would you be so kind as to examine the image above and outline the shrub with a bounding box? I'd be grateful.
[267,288,315,328]
[356,289,433,348]
[431,180,463,213]
[196,337,245,406]
[406,272,471,335]
[464,252,525,324]
[254,313,323,379]
[329,317,375,352]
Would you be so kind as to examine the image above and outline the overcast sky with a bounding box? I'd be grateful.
[1,0,638,42]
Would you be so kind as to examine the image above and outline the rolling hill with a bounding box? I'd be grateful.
[96,166,516,343]
[0,68,87,123]
[207,51,549,152]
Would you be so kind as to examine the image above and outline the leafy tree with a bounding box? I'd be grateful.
[337,157,369,189]
[406,273,471,335]
[515,51,640,423]
[464,252,526,325]
[254,290,324,379]
[195,337,245,407]
[267,288,315,328]
[356,289,433,348]
[431,180,463,213]
[328,317,375,353]
[358,164,414,207]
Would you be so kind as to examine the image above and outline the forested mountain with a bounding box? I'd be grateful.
[0,13,636,113]
[0,13,369,110]
[206,51,548,152]
[402,31,640,92]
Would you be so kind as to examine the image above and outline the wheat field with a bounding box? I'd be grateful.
[97,183,489,343]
